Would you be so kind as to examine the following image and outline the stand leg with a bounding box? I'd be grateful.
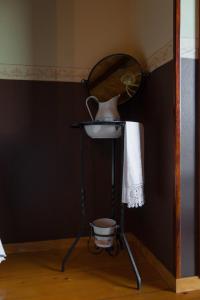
[61,232,82,272]
[120,126,141,289]
[61,131,86,272]
[111,139,116,219]
[111,138,123,251]
[120,203,141,289]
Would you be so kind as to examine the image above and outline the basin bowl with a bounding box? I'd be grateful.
[84,124,121,139]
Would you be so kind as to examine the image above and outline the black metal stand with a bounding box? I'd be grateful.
[61,121,141,290]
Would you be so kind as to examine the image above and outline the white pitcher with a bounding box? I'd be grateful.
[86,95,120,121]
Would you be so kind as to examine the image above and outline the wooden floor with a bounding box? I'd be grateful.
[1,238,200,300]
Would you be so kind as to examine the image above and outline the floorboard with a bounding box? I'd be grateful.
[0,238,199,300]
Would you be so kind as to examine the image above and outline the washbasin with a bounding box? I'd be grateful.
[84,123,121,139]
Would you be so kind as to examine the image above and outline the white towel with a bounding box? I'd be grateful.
[0,239,6,263]
[122,122,144,208]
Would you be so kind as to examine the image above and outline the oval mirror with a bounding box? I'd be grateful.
[85,53,143,105]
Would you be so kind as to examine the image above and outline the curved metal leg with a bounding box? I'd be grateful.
[120,201,142,289]
[119,126,141,289]
[111,139,117,219]
[121,232,142,289]
[61,231,82,272]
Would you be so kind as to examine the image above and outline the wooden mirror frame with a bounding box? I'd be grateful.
[84,53,144,105]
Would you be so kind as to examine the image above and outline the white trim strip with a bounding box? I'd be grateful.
[146,40,173,72]
[0,64,90,82]
[180,37,199,59]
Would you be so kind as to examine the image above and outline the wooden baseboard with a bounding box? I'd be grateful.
[176,277,200,293]
[4,237,88,254]
[128,233,176,292]
[4,234,200,293]
[129,234,200,293]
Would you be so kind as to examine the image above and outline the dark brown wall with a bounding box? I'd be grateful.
[122,58,197,277]
[125,61,175,275]
[0,62,176,276]
[0,79,113,243]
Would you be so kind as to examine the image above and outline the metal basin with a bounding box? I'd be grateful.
[84,124,121,139]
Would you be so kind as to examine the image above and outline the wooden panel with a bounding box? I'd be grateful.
[0,80,113,243]
[124,60,175,275]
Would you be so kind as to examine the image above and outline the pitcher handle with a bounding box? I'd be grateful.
[86,96,99,120]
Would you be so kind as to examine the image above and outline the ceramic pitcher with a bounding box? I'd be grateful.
[86,94,120,121]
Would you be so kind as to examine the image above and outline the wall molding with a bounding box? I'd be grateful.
[180,37,199,59]
[146,40,173,72]
[0,41,175,82]
[0,63,90,83]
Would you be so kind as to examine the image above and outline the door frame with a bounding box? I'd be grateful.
[174,0,181,278]
[197,0,200,276]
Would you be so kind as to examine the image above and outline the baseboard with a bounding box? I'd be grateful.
[4,237,88,254]
[4,234,200,293]
[176,277,200,293]
[129,233,200,293]
[128,233,176,292]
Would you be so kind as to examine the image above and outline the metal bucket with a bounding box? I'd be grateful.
[90,218,117,248]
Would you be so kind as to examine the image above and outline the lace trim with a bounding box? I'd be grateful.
[0,256,6,263]
[123,184,144,208]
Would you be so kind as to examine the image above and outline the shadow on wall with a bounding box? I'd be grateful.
[124,61,175,275]
[31,0,75,67]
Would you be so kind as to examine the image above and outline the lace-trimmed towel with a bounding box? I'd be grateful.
[0,239,6,263]
[122,122,144,208]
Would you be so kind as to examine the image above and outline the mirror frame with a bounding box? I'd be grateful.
[83,53,145,105]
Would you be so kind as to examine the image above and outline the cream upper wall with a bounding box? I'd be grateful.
[0,0,135,68]
[130,0,174,67]
[57,0,136,69]
[0,0,58,66]
[60,0,174,71]
[180,0,199,58]
[0,0,174,81]
[181,0,199,39]
[0,0,32,65]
